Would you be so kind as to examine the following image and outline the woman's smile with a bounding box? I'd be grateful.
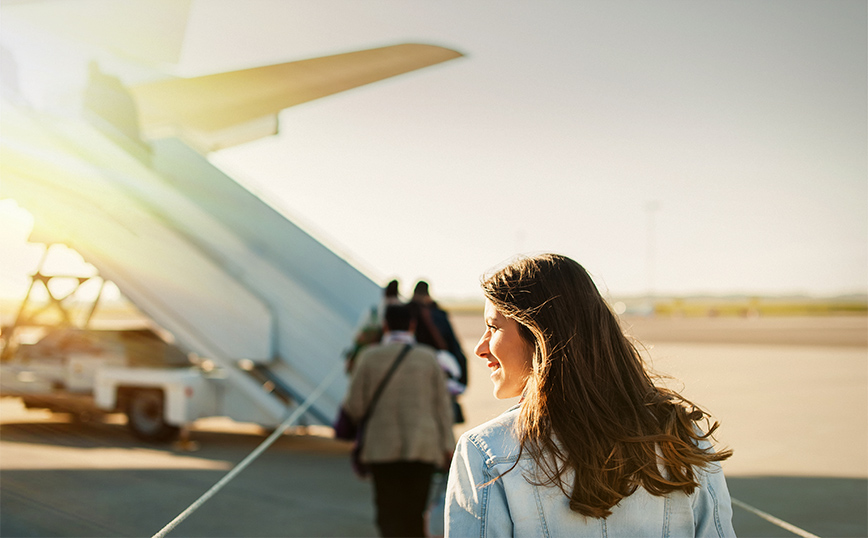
[475,299,533,399]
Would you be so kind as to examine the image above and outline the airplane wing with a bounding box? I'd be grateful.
[0,1,464,425]
[131,44,463,152]
[4,2,462,152]
[0,37,462,424]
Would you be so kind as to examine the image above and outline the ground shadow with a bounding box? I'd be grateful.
[0,414,349,456]
[728,476,867,537]
[3,420,866,537]
[0,417,376,537]
[1,464,377,537]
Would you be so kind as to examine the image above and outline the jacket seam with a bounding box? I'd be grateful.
[662,494,671,538]
[533,484,550,538]
[479,462,491,538]
[706,473,724,538]
[466,433,520,538]
[465,434,520,469]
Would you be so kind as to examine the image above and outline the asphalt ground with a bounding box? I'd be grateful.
[1,314,866,537]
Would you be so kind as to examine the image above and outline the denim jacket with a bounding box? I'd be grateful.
[445,405,736,538]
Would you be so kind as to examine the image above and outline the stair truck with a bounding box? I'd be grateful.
[0,42,462,440]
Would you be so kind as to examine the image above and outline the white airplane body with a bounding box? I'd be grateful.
[0,1,462,436]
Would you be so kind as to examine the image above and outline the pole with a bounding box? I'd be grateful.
[645,201,660,315]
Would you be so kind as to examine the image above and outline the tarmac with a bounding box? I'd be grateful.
[1,314,866,537]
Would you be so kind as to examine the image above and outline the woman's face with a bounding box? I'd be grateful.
[475,298,534,399]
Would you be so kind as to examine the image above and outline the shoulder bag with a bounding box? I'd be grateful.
[336,344,412,477]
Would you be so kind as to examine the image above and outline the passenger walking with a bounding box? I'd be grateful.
[345,279,402,372]
[405,281,470,537]
[381,278,403,309]
[409,281,468,421]
[417,281,469,389]
[445,253,735,537]
[343,304,455,537]
[408,280,448,350]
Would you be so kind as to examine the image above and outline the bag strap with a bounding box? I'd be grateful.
[362,343,412,423]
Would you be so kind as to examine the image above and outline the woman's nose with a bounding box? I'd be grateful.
[474,333,489,358]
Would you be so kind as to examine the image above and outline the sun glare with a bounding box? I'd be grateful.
[0,199,114,304]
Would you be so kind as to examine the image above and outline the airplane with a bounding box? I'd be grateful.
[0,0,463,440]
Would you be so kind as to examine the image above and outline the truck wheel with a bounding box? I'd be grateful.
[125,388,179,442]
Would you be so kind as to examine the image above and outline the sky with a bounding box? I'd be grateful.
[1,0,866,301]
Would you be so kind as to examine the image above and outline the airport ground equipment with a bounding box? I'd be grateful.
[0,11,462,440]
[0,259,193,439]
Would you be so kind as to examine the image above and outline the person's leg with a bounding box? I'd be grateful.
[370,461,435,537]
[401,461,436,537]
[370,462,405,537]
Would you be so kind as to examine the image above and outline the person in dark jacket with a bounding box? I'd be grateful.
[409,281,468,422]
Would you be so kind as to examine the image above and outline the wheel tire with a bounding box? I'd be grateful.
[125,388,179,442]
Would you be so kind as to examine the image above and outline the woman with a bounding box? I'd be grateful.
[445,254,735,537]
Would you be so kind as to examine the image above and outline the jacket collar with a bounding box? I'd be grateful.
[381,331,416,345]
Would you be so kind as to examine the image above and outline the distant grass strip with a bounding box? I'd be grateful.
[653,298,867,317]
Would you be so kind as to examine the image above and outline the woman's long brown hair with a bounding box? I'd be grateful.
[482,253,732,518]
